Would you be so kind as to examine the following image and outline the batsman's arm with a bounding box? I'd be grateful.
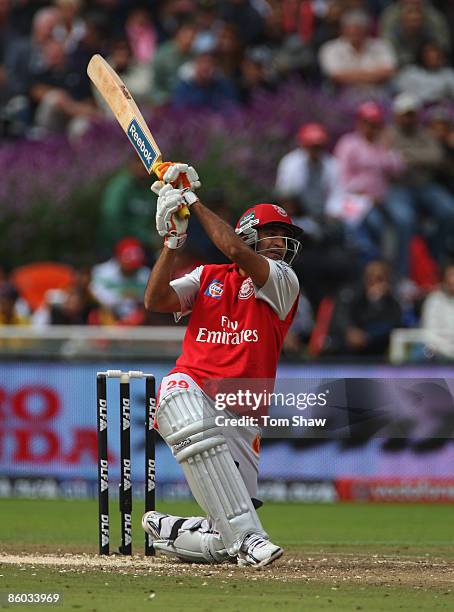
[144,247,181,312]
[191,199,270,287]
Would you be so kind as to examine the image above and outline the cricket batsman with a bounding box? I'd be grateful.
[142,163,303,568]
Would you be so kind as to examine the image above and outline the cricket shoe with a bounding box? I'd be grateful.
[142,510,166,539]
[237,534,284,568]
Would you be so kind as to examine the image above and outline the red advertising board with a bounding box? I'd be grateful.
[337,478,454,503]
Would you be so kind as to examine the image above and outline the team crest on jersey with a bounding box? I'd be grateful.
[238,277,254,300]
[205,279,224,300]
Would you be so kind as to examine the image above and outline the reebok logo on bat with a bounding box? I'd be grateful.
[128,119,158,170]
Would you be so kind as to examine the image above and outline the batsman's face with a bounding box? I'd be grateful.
[257,225,288,260]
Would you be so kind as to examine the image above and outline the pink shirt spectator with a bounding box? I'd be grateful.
[334,132,405,201]
[126,9,157,63]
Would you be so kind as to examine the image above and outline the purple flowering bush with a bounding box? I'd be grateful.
[0,83,357,267]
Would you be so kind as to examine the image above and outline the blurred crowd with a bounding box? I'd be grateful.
[1,0,454,361]
[1,0,454,135]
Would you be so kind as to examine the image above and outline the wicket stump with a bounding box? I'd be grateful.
[96,370,156,556]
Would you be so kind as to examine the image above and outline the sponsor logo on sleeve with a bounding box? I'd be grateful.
[204,279,224,300]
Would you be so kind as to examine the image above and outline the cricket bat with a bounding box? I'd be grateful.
[87,54,189,218]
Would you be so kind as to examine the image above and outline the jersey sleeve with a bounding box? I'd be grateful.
[169,265,204,319]
[254,259,300,321]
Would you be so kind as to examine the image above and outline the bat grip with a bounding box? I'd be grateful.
[177,175,191,219]
[178,206,190,219]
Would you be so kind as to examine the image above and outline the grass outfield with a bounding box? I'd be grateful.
[1,500,454,611]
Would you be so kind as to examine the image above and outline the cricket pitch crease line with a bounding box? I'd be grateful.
[0,554,168,568]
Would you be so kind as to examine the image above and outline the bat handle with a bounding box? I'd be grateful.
[178,206,190,219]
[177,175,191,219]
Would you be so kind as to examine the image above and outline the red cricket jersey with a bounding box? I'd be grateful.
[169,261,299,389]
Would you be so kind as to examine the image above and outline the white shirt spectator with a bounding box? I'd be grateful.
[275,149,339,216]
[90,258,150,320]
[319,37,397,80]
[421,289,454,358]
[394,65,454,105]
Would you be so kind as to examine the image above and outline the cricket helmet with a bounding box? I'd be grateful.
[235,203,303,265]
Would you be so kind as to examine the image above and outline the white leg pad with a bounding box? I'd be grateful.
[157,389,267,556]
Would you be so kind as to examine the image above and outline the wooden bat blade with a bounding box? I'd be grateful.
[87,54,190,219]
[87,54,161,174]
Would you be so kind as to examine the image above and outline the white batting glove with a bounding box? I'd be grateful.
[151,180,166,195]
[162,163,201,190]
[152,181,199,203]
[156,184,195,249]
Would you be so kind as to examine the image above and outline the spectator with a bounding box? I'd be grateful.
[92,38,152,107]
[29,38,97,136]
[276,122,339,219]
[312,0,344,52]
[421,262,454,358]
[427,107,454,196]
[125,7,157,64]
[41,287,96,325]
[32,267,114,327]
[0,0,13,133]
[90,238,150,322]
[246,3,314,83]
[220,0,264,46]
[335,102,404,203]
[281,0,317,44]
[215,21,243,83]
[172,51,239,110]
[98,155,160,256]
[66,12,107,82]
[325,260,402,356]
[386,93,454,267]
[0,0,24,135]
[319,9,397,92]
[380,0,451,61]
[380,1,433,67]
[0,0,12,100]
[238,47,276,104]
[150,20,198,106]
[73,266,100,313]
[0,282,29,325]
[394,41,454,105]
[158,0,198,38]
[283,292,314,356]
[280,193,359,310]
[193,0,221,54]
[333,102,406,268]
[5,7,61,104]
[53,0,86,53]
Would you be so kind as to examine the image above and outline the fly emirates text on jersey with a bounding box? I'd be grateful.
[195,316,259,345]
